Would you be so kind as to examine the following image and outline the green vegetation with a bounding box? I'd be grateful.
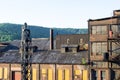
[0,23,88,42]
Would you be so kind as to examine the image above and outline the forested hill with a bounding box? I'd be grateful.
[0,23,88,42]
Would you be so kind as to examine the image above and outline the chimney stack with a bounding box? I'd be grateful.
[113,10,120,16]
[50,29,54,50]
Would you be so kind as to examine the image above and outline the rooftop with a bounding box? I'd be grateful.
[0,37,88,64]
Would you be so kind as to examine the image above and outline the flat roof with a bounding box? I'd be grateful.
[88,16,120,21]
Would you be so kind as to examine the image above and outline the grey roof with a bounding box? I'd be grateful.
[0,50,88,64]
[0,38,88,64]
[2,38,50,51]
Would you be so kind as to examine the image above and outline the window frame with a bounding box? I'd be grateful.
[91,25,107,35]
[91,42,107,55]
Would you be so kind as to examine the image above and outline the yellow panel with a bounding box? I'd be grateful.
[4,68,7,79]
[0,68,2,79]
[75,70,80,75]
[48,69,52,80]
[65,69,69,80]
[42,69,46,74]
[32,69,36,80]
[83,70,88,80]
[58,69,62,80]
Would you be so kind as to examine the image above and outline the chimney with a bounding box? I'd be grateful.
[113,10,120,16]
[50,29,54,50]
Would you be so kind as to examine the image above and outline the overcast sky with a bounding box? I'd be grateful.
[0,0,120,28]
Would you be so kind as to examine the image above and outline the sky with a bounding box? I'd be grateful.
[0,0,120,28]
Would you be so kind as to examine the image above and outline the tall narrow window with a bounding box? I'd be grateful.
[0,68,2,79]
[58,69,63,80]
[96,43,101,55]
[4,68,7,80]
[101,71,106,80]
[65,69,69,80]
[74,70,81,79]
[92,42,97,55]
[97,26,101,34]
[83,70,88,80]
[92,70,97,80]
[67,39,70,44]
[92,26,97,34]
[41,69,47,80]
[48,69,52,80]
[32,68,37,80]
[79,38,83,44]
[74,70,82,80]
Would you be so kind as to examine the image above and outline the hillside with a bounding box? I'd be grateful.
[0,23,88,42]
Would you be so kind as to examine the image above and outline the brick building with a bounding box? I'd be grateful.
[0,9,120,80]
[88,10,120,80]
[0,34,89,80]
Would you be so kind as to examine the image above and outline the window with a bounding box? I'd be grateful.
[74,70,88,80]
[92,42,107,55]
[32,69,37,80]
[4,68,7,80]
[67,38,70,44]
[111,25,120,37]
[83,70,88,80]
[58,69,63,80]
[91,26,107,34]
[115,71,120,80]
[57,69,70,80]
[74,70,81,80]
[92,70,97,80]
[101,71,106,80]
[111,25,120,33]
[41,69,47,80]
[12,71,21,80]
[93,62,107,68]
[48,69,52,80]
[0,68,2,80]
[65,69,69,80]
[41,69,53,80]
[0,68,8,80]
[79,38,83,44]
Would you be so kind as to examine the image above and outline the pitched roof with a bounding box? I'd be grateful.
[0,38,88,64]
[0,50,88,64]
[1,38,50,52]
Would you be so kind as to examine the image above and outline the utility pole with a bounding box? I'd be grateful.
[21,23,32,80]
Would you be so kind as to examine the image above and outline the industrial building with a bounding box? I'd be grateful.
[88,9,120,80]
[0,33,89,80]
[0,9,120,80]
